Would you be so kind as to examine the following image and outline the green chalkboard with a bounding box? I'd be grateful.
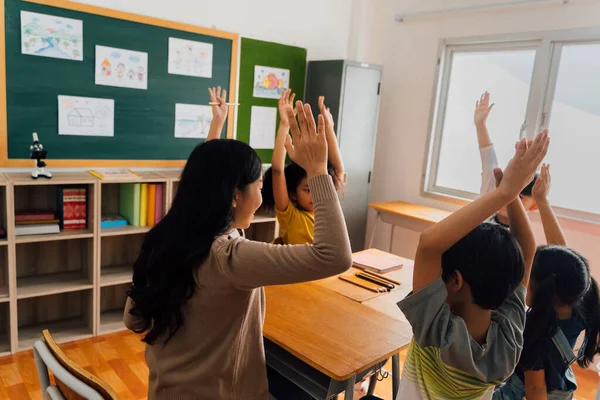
[3,0,237,165]
[237,38,307,164]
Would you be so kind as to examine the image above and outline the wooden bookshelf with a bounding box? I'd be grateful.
[0,169,280,353]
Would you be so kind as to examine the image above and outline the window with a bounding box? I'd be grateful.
[426,30,600,220]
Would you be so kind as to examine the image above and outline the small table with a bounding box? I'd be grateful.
[264,283,413,400]
[368,201,450,251]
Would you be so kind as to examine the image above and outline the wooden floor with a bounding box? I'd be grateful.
[0,330,597,399]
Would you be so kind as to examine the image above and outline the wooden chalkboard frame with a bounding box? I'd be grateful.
[0,0,239,167]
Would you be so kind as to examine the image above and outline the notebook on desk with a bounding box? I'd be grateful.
[352,248,405,274]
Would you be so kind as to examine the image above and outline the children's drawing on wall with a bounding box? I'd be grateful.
[58,95,115,137]
[20,11,83,61]
[253,66,290,99]
[168,38,213,78]
[174,104,213,139]
[95,46,148,90]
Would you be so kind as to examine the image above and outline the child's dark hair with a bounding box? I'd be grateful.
[262,162,340,211]
[441,222,524,310]
[523,246,600,368]
[520,173,540,197]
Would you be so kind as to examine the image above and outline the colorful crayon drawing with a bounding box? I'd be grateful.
[21,11,83,61]
[168,38,213,78]
[174,104,213,139]
[58,95,114,137]
[253,66,290,99]
[95,46,148,90]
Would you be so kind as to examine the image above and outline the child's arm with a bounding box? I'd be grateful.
[271,89,296,212]
[475,92,499,195]
[206,86,228,141]
[532,164,567,246]
[524,370,548,400]
[319,96,345,185]
[413,131,550,292]
[493,167,537,286]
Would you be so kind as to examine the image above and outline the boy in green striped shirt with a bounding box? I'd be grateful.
[397,132,549,400]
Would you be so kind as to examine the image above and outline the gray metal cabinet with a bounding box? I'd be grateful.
[305,60,382,251]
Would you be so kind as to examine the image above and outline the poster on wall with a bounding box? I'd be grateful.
[168,38,213,78]
[95,46,148,90]
[249,106,277,149]
[58,95,114,137]
[253,66,290,99]
[21,11,83,61]
[174,103,213,139]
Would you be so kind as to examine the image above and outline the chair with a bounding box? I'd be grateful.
[596,361,600,400]
[34,329,119,400]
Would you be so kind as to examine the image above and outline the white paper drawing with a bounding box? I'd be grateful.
[95,46,148,90]
[249,106,277,149]
[253,66,290,99]
[168,38,213,78]
[174,104,213,139]
[21,11,83,61]
[58,95,114,137]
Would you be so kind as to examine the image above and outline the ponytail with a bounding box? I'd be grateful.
[261,167,276,211]
[578,277,600,368]
[524,274,559,348]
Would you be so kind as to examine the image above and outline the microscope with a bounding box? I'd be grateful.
[30,132,52,179]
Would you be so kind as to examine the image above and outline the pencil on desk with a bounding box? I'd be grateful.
[356,272,394,291]
[359,270,401,286]
[339,275,384,293]
[209,102,239,106]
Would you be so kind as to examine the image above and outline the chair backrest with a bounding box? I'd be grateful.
[34,329,119,400]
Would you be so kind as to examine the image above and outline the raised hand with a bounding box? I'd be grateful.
[284,101,328,178]
[500,130,549,198]
[208,86,228,122]
[474,92,494,127]
[278,89,296,126]
[318,96,334,129]
[532,163,551,204]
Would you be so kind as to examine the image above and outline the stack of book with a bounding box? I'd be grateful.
[118,183,164,227]
[15,210,60,236]
[57,187,87,230]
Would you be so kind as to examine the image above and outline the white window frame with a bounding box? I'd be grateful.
[423,28,600,224]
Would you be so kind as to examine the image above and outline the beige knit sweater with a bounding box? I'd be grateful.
[124,174,352,400]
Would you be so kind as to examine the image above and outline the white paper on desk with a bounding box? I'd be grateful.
[95,45,148,90]
[249,106,277,149]
[58,95,114,137]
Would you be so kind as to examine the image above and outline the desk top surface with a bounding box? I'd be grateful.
[369,200,451,224]
[264,281,413,381]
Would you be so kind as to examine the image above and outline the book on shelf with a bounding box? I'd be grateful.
[16,219,59,225]
[155,184,164,224]
[147,184,156,227]
[120,183,141,226]
[15,210,55,222]
[140,184,148,227]
[352,248,406,274]
[57,187,87,230]
[0,228,5,239]
[100,216,128,228]
[15,223,60,236]
[89,168,140,181]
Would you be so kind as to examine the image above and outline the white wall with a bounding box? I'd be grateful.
[360,0,600,274]
[72,0,353,60]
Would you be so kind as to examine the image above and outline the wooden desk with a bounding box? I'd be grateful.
[264,283,412,400]
[368,201,451,251]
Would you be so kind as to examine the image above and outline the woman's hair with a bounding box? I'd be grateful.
[262,162,340,210]
[523,246,600,368]
[127,139,262,345]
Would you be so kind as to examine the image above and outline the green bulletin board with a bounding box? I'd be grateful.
[236,38,307,164]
